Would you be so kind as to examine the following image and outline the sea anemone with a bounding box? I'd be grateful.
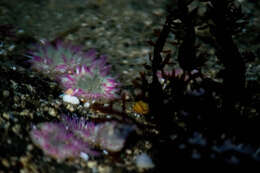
[27,40,119,101]
[60,63,119,101]
[30,122,97,160]
[60,115,136,152]
[27,41,97,75]
[30,115,136,160]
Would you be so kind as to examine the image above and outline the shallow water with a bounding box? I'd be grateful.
[1,0,260,172]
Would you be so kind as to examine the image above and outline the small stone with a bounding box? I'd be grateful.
[20,109,30,116]
[81,23,87,27]
[62,94,80,105]
[98,165,111,173]
[1,159,10,168]
[20,156,30,167]
[79,152,89,161]
[123,70,128,74]
[2,90,10,97]
[126,149,132,155]
[13,96,19,102]
[102,150,109,155]
[7,139,11,144]
[2,112,10,120]
[144,20,152,26]
[12,124,21,135]
[122,60,128,64]
[87,161,97,169]
[8,44,15,51]
[77,171,85,173]
[144,141,152,149]
[27,144,34,151]
[135,153,155,169]
[152,9,164,16]
[66,104,75,112]
[84,102,90,108]
[48,108,57,117]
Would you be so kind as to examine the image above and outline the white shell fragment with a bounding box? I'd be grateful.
[62,94,80,105]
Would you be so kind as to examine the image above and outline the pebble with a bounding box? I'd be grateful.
[20,109,30,116]
[98,165,112,173]
[83,102,90,108]
[123,70,129,74]
[103,150,109,155]
[152,8,164,16]
[87,161,97,169]
[2,90,10,97]
[66,104,75,112]
[27,144,34,151]
[126,149,132,155]
[79,152,89,161]
[135,153,155,169]
[62,94,80,105]
[48,108,57,117]
[13,96,20,103]
[2,112,10,120]
[144,141,152,149]
[20,156,30,167]
[1,159,10,168]
[12,124,21,135]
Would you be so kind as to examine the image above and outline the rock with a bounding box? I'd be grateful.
[135,153,154,169]
[62,94,80,105]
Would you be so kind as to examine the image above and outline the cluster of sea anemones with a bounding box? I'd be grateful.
[27,41,119,102]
